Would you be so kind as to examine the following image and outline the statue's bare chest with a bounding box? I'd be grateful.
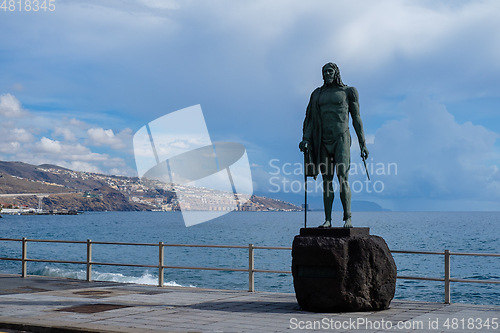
[319,89,347,108]
[319,89,349,122]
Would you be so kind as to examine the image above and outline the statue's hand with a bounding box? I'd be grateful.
[360,145,369,160]
[299,140,310,153]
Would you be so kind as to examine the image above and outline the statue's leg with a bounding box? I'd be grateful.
[336,134,352,228]
[338,167,352,228]
[321,174,334,227]
[337,163,351,219]
[319,145,334,228]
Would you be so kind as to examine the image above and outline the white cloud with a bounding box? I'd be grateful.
[370,95,500,203]
[53,126,77,141]
[19,137,131,174]
[330,2,453,66]
[0,94,28,118]
[0,127,35,144]
[0,120,16,129]
[64,161,103,174]
[284,1,500,74]
[68,118,88,128]
[365,134,375,145]
[87,127,127,149]
[0,142,22,154]
[170,140,190,149]
[33,137,63,154]
[31,139,95,159]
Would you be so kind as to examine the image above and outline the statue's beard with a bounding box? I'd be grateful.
[324,79,336,87]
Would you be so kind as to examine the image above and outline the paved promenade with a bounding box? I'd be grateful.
[0,274,499,333]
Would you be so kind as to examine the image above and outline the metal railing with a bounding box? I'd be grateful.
[1,237,500,303]
[0,238,291,293]
[392,249,500,304]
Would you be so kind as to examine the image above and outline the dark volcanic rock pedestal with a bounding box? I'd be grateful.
[292,228,396,313]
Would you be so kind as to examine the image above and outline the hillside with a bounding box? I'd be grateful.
[0,161,301,212]
[0,161,106,193]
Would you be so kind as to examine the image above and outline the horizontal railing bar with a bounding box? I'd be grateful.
[253,269,292,274]
[91,262,158,268]
[162,265,248,272]
[397,275,445,282]
[0,238,22,242]
[253,246,292,250]
[91,241,157,246]
[26,239,87,244]
[0,257,21,261]
[391,250,444,255]
[162,244,248,249]
[25,259,86,265]
[450,278,500,284]
[450,252,500,257]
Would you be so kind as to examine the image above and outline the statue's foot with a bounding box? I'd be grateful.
[343,218,353,228]
[318,220,331,228]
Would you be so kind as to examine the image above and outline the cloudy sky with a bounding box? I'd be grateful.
[1,0,499,211]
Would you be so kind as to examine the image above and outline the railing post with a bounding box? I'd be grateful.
[21,237,27,278]
[248,243,254,292]
[158,242,164,287]
[444,249,450,304]
[86,239,92,282]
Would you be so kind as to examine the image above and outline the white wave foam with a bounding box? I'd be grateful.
[34,266,196,288]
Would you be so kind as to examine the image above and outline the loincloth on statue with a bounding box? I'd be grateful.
[319,130,351,177]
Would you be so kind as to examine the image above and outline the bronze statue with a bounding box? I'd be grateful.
[299,63,369,228]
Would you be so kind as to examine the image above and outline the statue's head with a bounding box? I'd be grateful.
[322,62,345,87]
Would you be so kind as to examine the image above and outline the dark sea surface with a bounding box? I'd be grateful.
[1,211,499,305]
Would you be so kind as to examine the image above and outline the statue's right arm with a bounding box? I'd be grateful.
[348,87,369,160]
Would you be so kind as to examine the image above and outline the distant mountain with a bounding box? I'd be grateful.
[253,190,391,212]
[351,200,391,212]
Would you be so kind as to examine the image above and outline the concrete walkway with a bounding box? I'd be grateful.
[0,274,499,333]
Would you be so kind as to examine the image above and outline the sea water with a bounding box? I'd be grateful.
[0,211,499,305]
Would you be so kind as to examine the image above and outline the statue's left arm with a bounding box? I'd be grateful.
[348,87,369,160]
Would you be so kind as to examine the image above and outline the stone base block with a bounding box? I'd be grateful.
[292,228,396,312]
